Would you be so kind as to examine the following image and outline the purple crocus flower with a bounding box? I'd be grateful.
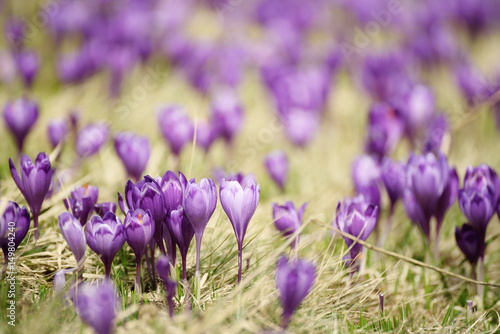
[47,118,69,148]
[158,171,184,215]
[381,158,406,211]
[114,132,150,181]
[75,281,119,334]
[9,152,52,242]
[3,97,39,153]
[423,114,450,155]
[0,201,30,278]
[272,201,307,248]
[157,105,194,156]
[94,202,117,218]
[365,103,404,159]
[334,195,378,267]
[5,18,26,50]
[63,184,99,226]
[455,223,480,266]
[196,119,217,153]
[183,178,217,276]
[458,165,500,260]
[210,88,244,144]
[264,150,289,191]
[76,123,109,158]
[58,212,86,271]
[124,208,155,291]
[220,179,260,283]
[276,256,315,328]
[15,50,40,88]
[165,206,194,280]
[85,212,126,278]
[352,154,381,209]
[281,108,320,147]
[156,255,177,318]
[399,85,435,141]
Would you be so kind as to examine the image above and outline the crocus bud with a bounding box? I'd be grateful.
[459,165,499,231]
[9,152,52,242]
[183,178,217,275]
[114,132,150,181]
[352,154,381,208]
[156,255,177,318]
[210,88,244,144]
[158,171,184,214]
[264,150,288,191]
[3,97,39,153]
[47,118,69,148]
[0,201,30,276]
[63,184,99,226]
[334,195,378,266]
[276,256,315,328]
[157,105,194,156]
[220,179,260,283]
[76,123,109,158]
[381,158,406,210]
[166,207,194,279]
[58,212,86,267]
[94,202,117,218]
[401,84,435,139]
[455,223,480,265]
[272,201,307,247]
[15,50,40,88]
[75,281,119,334]
[85,212,126,278]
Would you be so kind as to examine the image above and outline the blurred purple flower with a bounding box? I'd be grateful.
[14,50,40,88]
[58,212,86,268]
[272,201,307,248]
[156,255,177,317]
[210,88,244,144]
[264,150,289,191]
[157,105,194,156]
[47,118,69,148]
[352,154,381,208]
[3,97,39,153]
[381,158,406,210]
[365,103,404,158]
[114,132,150,181]
[76,123,109,158]
[0,201,30,277]
[455,223,480,266]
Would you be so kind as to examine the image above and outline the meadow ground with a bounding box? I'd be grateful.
[2,29,500,334]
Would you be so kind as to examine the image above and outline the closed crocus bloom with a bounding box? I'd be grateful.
[220,179,260,283]
[365,103,404,159]
[273,201,307,248]
[114,132,150,181]
[276,256,315,328]
[156,255,177,318]
[455,223,480,266]
[3,97,39,153]
[64,184,99,226]
[459,165,499,231]
[403,189,430,238]
[94,202,117,218]
[334,195,378,266]
[47,118,69,148]
[85,213,126,278]
[183,178,217,276]
[401,85,435,139]
[9,152,52,242]
[158,171,184,214]
[406,152,449,218]
[196,119,217,152]
[210,88,244,144]
[264,150,289,191]
[423,114,450,155]
[75,281,119,334]
[352,154,381,209]
[124,208,154,290]
[58,212,86,268]
[166,207,194,280]
[0,201,30,277]
[157,105,194,156]
[381,158,406,210]
[15,50,40,88]
[76,123,109,158]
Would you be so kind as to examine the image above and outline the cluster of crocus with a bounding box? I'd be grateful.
[0,201,30,278]
[456,165,500,291]
[334,195,378,269]
[9,152,53,242]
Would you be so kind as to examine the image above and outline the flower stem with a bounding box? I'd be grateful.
[33,214,39,244]
[237,243,243,284]
[136,254,142,294]
[1,252,8,280]
[477,256,484,301]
